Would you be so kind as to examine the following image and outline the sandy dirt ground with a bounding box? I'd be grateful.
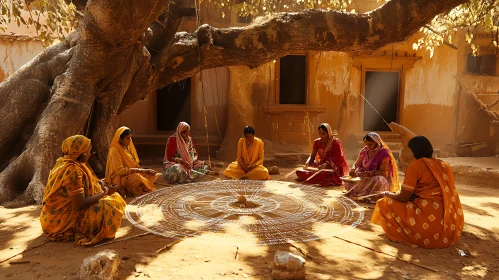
[1,162,498,280]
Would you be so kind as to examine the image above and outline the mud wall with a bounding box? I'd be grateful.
[402,45,459,147]
[0,37,45,82]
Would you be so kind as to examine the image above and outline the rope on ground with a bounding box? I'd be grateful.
[93,232,150,248]
[0,240,49,264]
[332,235,439,272]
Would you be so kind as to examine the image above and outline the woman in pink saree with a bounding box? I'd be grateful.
[296,123,349,186]
[345,132,400,203]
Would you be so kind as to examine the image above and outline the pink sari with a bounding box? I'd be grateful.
[345,132,400,199]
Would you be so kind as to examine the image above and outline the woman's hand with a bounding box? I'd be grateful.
[318,163,328,170]
[247,164,256,172]
[358,171,372,178]
[144,169,157,176]
[181,160,192,170]
[107,185,119,195]
[349,170,357,177]
[102,186,109,197]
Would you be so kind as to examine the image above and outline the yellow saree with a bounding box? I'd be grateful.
[105,126,157,196]
[224,137,269,180]
[40,135,126,246]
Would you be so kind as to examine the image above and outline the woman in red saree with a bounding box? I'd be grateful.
[372,136,464,248]
[296,123,349,186]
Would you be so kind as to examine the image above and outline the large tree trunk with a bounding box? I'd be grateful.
[0,0,469,205]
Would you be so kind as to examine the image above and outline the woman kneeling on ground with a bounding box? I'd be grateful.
[163,121,217,184]
[295,123,349,186]
[224,126,270,180]
[371,136,464,248]
[106,126,158,197]
[345,132,400,203]
[40,135,126,246]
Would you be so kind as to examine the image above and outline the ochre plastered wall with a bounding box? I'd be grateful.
[0,38,45,83]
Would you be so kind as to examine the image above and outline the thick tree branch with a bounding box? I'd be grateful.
[152,0,468,88]
[0,40,73,170]
[144,2,185,57]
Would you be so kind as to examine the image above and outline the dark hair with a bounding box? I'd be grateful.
[363,134,374,142]
[318,124,328,133]
[408,136,433,159]
[244,126,256,135]
[120,129,132,139]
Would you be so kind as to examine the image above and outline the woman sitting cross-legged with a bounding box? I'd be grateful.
[296,123,349,186]
[345,132,400,202]
[371,136,464,248]
[163,121,216,184]
[224,126,270,180]
[40,135,126,246]
[105,126,158,197]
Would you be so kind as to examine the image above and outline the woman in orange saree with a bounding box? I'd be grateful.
[105,126,158,197]
[372,136,464,248]
[40,135,126,246]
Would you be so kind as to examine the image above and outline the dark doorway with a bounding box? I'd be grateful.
[279,55,306,104]
[157,78,191,131]
[363,71,399,131]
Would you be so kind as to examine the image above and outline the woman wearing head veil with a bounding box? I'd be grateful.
[163,122,215,184]
[372,136,463,248]
[296,123,349,186]
[345,132,400,202]
[105,126,158,197]
[40,135,126,246]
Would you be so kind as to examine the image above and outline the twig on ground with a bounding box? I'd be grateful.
[9,260,30,264]
[287,241,321,264]
[156,239,181,254]
[332,235,439,272]
[93,232,150,247]
[234,246,239,260]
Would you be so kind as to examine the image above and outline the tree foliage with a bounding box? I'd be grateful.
[394,0,499,56]
[0,0,76,45]
[2,0,496,55]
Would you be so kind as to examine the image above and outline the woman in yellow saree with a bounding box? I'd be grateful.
[40,135,126,246]
[105,126,158,197]
[372,136,464,248]
[224,126,270,180]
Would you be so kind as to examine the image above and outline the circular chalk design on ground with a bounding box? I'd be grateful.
[126,180,364,245]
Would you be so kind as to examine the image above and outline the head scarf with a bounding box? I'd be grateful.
[43,135,96,201]
[365,132,400,192]
[62,135,91,157]
[320,123,335,154]
[105,126,140,182]
[170,122,193,165]
[366,132,383,150]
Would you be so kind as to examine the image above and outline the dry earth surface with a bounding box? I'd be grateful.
[1,159,499,280]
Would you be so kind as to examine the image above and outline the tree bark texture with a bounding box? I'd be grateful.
[0,0,469,205]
